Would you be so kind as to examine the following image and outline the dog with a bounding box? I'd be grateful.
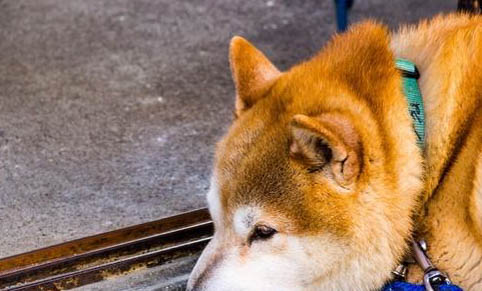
[187,13,481,291]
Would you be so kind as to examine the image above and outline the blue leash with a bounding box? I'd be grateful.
[383,281,463,291]
[379,239,463,291]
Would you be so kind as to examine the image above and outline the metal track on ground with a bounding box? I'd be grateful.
[0,208,212,290]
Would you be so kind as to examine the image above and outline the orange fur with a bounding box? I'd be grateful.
[188,13,482,291]
[391,14,482,289]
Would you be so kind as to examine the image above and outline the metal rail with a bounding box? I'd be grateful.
[0,208,213,290]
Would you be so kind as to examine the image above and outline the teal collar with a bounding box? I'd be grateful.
[395,58,425,148]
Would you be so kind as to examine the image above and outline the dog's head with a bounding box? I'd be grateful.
[187,22,423,291]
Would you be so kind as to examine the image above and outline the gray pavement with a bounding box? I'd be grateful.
[0,0,455,258]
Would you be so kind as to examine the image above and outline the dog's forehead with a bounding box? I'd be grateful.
[212,96,353,235]
[218,142,294,208]
[212,112,307,221]
[217,117,290,181]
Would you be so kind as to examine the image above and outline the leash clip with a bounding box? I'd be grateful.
[391,264,408,281]
[412,240,451,291]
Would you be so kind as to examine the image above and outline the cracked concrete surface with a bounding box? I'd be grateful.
[0,0,455,258]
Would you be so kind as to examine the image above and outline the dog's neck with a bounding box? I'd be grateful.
[391,27,482,288]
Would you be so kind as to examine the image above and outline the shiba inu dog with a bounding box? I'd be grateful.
[187,14,482,291]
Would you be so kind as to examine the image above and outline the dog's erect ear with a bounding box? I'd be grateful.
[229,36,281,116]
[290,113,362,187]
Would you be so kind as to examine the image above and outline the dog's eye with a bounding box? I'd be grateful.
[249,225,277,243]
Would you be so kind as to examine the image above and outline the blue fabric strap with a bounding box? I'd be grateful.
[395,58,425,149]
[383,281,463,291]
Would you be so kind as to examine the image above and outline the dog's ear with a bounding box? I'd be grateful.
[229,36,281,116]
[290,113,362,187]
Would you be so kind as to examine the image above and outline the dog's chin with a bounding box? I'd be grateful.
[188,259,391,291]
[187,234,395,291]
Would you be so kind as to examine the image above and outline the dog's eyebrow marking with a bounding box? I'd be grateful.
[233,206,259,236]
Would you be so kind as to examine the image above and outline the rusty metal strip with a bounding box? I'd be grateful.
[0,208,213,290]
[0,208,210,274]
[5,238,210,291]
[0,222,213,287]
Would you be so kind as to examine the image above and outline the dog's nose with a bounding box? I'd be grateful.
[187,239,222,291]
[186,261,209,291]
[186,269,208,291]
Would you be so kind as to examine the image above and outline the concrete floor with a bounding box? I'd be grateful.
[0,0,455,258]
